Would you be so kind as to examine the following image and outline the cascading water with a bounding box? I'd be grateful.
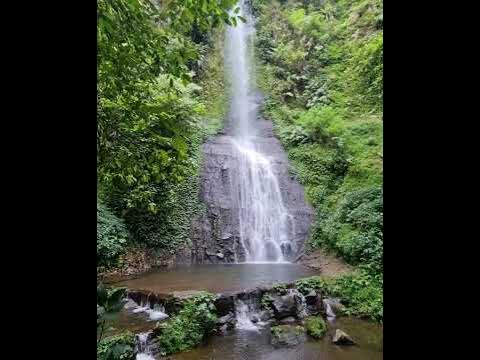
[234,298,259,331]
[226,0,295,263]
[135,332,155,360]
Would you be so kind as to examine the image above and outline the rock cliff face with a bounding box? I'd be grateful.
[189,95,313,263]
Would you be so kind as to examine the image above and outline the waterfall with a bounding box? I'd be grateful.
[323,299,337,321]
[235,298,259,331]
[226,0,294,263]
[135,332,155,360]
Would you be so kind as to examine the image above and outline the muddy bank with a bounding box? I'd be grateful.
[299,248,354,276]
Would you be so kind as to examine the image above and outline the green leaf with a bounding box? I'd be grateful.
[106,287,126,312]
[112,344,132,358]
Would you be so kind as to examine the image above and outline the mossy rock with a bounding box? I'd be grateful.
[305,316,327,339]
[270,325,306,347]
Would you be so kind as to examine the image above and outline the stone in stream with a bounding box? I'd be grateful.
[277,316,297,325]
[323,298,346,318]
[305,290,318,305]
[214,294,235,317]
[270,291,301,320]
[332,329,356,345]
[270,325,306,347]
[215,312,236,333]
[304,290,324,316]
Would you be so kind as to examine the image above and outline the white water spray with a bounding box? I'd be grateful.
[135,332,155,360]
[226,1,294,263]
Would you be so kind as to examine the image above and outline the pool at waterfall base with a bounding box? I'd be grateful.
[105,264,383,360]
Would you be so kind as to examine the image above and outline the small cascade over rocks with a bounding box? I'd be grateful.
[235,298,259,331]
[146,304,168,322]
[126,297,169,322]
[323,298,344,322]
[135,332,155,360]
[324,299,336,321]
[233,289,269,332]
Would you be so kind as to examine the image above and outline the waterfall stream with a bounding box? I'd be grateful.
[226,0,294,263]
[135,332,155,360]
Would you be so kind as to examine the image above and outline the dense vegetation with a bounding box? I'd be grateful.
[97,0,240,269]
[97,1,239,357]
[253,0,383,320]
[97,284,133,359]
[97,2,383,357]
[304,316,327,339]
[156,293,217,354]
[297,274,382,322]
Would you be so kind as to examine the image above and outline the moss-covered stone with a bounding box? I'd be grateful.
[270,325,306,347]
[305,316,327,339]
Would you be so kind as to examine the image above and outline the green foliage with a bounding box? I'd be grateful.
[157,292,217,354]
[271,324,305,336]
[327,272,383,322]
[261,293,275,317]
[97,284,128,353]
[97,0,240,211]
[295,276,329,295]
[97,332,135,360]
[254,0,382,283]
[322,186,383,273]
[272,283,288,295]
[97,0,231,259]
[297,106,344,143]
[295,273,383,322]
[304,316,327,339]
[97,198,129,268]
[111,29,228,252]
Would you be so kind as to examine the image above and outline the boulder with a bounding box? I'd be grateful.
[305,290,318,305]
[271,292,300,319]
[215,312,236,331]
[216,252,225,259]
[270,325,306,347]
[332,329,356,345]
[277,316,297,325]
[214,294,234,317]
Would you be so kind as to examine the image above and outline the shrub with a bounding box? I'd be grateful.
[295,276,329,295]
[295,273,383,322]
[97,197,129,269]
[158,292,217,354]
[328,272,383,322]
[305,316,327,338]
[297,106,344,143]
[97,332,135,360]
